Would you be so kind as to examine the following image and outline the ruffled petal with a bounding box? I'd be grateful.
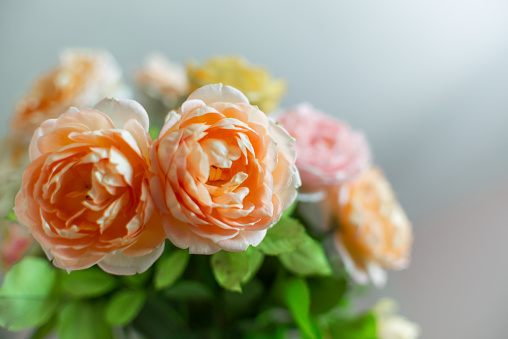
[94,98,150,132]
[98,242,164,275]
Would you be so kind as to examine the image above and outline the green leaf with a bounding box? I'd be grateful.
[308,277,348,315]
[242,247,264,284]
[211,247,264,292]
[121,269,152,287]
[30,315,57,339]
[0,257,59,331]
[57,301,113,339]
[149,125,161,140]
[258,217,308,255]
[282,200,298,218]
[5,209,17,222]
[282,278,321,339]
[154,249,189,290]
[60,267,117,298]
[223,278,264,317]
[105,289,146,325]
[328,312,377,339]
[279,238,332,276]
[164,280,214,301]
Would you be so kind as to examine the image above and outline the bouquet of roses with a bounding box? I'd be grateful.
[0,50,420,339]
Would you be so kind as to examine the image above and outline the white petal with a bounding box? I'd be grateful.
[187,83,249,105]
[94,98,150,132]
[98,243,164,275]
[217,229,267,252]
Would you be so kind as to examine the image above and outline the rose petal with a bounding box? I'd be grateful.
[94,98,150,132]
[187,83,249,105]
[98,242,164,275]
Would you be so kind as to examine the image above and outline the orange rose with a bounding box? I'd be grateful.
[14,98,165,274]
[10,49,124,140]
[150,84,300,254]
[334,167,412,287]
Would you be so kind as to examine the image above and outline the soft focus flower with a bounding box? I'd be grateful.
[1,223,33,270]
[187,56,286,113]
[334,167,412,287]
[10,49,124,140]
[151,84,300,254]
[0,138,27,221]
[374,299,421,339]
[136,53,189,108]
[277,104,371,191]
[14,98,165,274]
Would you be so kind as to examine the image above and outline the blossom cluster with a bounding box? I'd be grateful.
[0,48,418,339]
[1,50,412,283]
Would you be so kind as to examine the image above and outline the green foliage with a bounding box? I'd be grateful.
[282,277,321,339]
[164,280,214,301]
[308,276,348,314]
[328,312,377,339]
[211,247,264,292]
[29,316,57,339]
[279,238,332,276]
[282,200,298,218]
[57,301,113,339]
[149,125,161,140]
[154,249,189,290]
[105,289,146,325]
[5,209,17,222]
[258,217,308,255]
[0,257,59,331]
[60,267,117,298]
[121,269,152,287]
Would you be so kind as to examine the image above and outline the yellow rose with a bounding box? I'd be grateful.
[187,56,286,113]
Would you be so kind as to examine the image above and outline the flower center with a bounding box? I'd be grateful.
[208,165,230,182]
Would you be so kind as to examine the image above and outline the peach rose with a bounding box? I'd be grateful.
[136,53,189,108]
[11,49,124,140]
[14,98,165,274]
[277,104,371,191]
[334,167,412,287]
[150,84,300,254]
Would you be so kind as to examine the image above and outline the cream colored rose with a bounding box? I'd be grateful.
[334,167,412,286]
[374,299,421,339]
[11,49,125,140]
[14,98,165,274]
[136,53,189,108]
[150,84,300,254]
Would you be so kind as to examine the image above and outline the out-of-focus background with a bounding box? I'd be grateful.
[1,1,508,337]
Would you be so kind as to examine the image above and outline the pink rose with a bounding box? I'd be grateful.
[1,223,33,269]
[150,84,300,254]
[14,98,165,274]
[277,104,371,190]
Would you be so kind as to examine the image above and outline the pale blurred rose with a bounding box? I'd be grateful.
[334,167,412,287]
[14,98,165,274]
[1,223,33,270]
[277,104,371,191]
[187,56,286,113]
[10,49,125,140]
[374,299,421,339]
[151,84,300,254]
[136,53,189,108]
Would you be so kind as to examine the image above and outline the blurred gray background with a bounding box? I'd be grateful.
[2,0,508,337]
